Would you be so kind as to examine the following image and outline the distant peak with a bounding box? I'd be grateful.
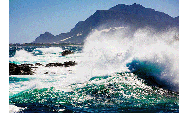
[44,32,52,35]
[42,32,54,36]
[109,4,127,10]
[39,32,54,37]
[132,3,140,6]
[109,3,144,11]
[131,3,144,7]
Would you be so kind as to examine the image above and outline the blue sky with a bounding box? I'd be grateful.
[9,0,179,43]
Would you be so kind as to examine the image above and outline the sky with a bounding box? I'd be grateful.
[9,0,179,43]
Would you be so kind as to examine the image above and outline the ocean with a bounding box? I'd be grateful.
[9,27,179,113]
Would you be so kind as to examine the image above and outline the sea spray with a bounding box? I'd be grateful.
[80,26,179,92]
[9,46,81,97]
[10,49,35,64]
[9,27,179,92]
[9,26,179,112]
[34,47,63,55]
[10,47,72,65]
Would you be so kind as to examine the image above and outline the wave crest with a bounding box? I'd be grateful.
[82,26,179,92]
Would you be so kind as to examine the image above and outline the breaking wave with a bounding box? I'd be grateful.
[9,26,179,113]
[81,27,179,92]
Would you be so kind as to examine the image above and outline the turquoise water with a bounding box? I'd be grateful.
[9,45,179,113]
[9,71,179,113]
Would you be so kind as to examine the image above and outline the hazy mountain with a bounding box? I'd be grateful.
[32,3,179,44]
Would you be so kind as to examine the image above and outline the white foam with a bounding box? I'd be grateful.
[9,105,25,113]
[9,27,179,93]
[80,26,179,91]
[10,49,35,63]
[35,47,63,54]
[9,47,77,65]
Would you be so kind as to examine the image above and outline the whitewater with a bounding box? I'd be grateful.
[9,26,179,113]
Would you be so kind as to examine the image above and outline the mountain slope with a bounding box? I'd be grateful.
[32,3,179,44]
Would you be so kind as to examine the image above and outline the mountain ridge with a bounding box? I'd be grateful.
[32,3,179,44]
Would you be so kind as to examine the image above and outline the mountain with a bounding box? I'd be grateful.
[32,3,179,44]
[175,16,179,25]
[35,32,55,43]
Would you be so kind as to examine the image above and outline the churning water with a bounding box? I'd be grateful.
[9,27,179,113]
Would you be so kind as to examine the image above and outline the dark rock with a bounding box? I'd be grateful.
[63,61,77,67]
[35,63,43,66]
[45,63,63,67]
[21,64,34,67]
[44,72,48,74]
[56,63,64,67]
[45,61,77,67]
[61,50,74,56]
[9,63,33,75]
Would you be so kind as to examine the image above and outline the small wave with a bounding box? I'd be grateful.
[9,49,36,64]
[34,47,63,55]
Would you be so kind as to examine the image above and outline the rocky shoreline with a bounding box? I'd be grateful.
[9,63,34,75]
[9,61,77,75]
[45,61,77,67]
[9,49,78,75]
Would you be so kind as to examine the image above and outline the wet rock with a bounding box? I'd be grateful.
[45,63,63,67]
[9,63,33,75]
[44,72,48,74]
[35,63,43,66]
[21,64,34,67]
[45,61,77,67]
[63,61,77,67]
[61,50,74,56]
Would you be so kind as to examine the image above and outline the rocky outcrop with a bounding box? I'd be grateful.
[35,63,43,66]
[9,63,34,75]
[9,61,77,75]
[63,61,77,67]
[45,63,63,67]
[45,61,77,67]
[61,50,74,56]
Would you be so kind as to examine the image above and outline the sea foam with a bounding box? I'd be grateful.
[80,26,179,92]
